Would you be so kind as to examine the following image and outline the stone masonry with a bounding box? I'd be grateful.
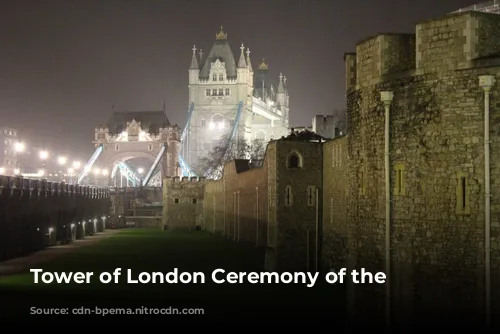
[0,176,110,262]
[339,10,500,323]
[162,177,207,229]
[164,10,500,326]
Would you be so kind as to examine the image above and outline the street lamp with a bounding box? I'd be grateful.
[380,90,394,328]
[58,156,67,165]
[14,142,25,153]
[73,161,81,169]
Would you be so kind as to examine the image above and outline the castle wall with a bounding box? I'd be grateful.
[204,156,269,245]
[162,177,206,229]
[185,11,500,325]
[343,11,500,323]
[322,137,348,271]
[269,140,323,272]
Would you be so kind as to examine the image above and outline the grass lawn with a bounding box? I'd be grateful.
[0,229,346,323]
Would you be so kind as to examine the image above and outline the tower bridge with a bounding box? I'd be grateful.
[76,26,290,185]
[183,26,290,174]
[77,110,181,187]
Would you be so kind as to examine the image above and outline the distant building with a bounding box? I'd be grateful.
[0,127,20,175]
[184,26,290,173]
[453,0,500,14]
[293,115,343,139]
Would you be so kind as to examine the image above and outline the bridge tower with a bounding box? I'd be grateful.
[183,26,290,174]
[79,110,181,187]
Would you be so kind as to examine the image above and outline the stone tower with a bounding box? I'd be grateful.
[183,26,290,173]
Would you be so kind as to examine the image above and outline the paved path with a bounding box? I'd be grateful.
[0,230,121,276]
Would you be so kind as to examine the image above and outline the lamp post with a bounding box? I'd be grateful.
[380,90,394,329]
[479,75,495,328]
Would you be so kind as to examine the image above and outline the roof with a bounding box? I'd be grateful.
[234,159,250,173]
[281,129,327,142]
[199,39,237,79]
[107,111,170,134]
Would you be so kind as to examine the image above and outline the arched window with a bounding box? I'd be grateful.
[255,130,266,141]
[210,114,224,130]
[287,151,302,169]
[212,114,223,123]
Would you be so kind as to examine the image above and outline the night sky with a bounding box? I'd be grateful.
[0,0,478,159]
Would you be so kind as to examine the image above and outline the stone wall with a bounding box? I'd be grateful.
[186,10,500,325]
[322,136,348,271]
[204,157,268,245]
[341,10,500,323]
[203,138,324,272]
[0,176,110,262]
[162,177,206,229]
[271,140,323,272]
[453,1,500,14]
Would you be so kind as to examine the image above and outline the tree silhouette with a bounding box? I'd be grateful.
[197,134,266,179]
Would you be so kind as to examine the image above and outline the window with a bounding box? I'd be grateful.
[115,144,120,151]
[218,88,223,96]
[218,74,224,81]
[174,198,179,204]
[255,131,266,141]
[212,88,217,95]
[284,185,293,207]
[148,144,153,151]
[212,114,223,123]
[456,171,470,215]
[192,198,197,204]
[287,151,302,169]
[225,88,230,95]
[213,73,217,81]
[201,119,206,127]
[307,186,316,207]
[206,89,211,96]
[394,163,405,196]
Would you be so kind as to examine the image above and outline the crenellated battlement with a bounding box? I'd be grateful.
[348,11,500,92]
[354,33,415,89]
[0,175,109,199]
[417,11,500,73]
